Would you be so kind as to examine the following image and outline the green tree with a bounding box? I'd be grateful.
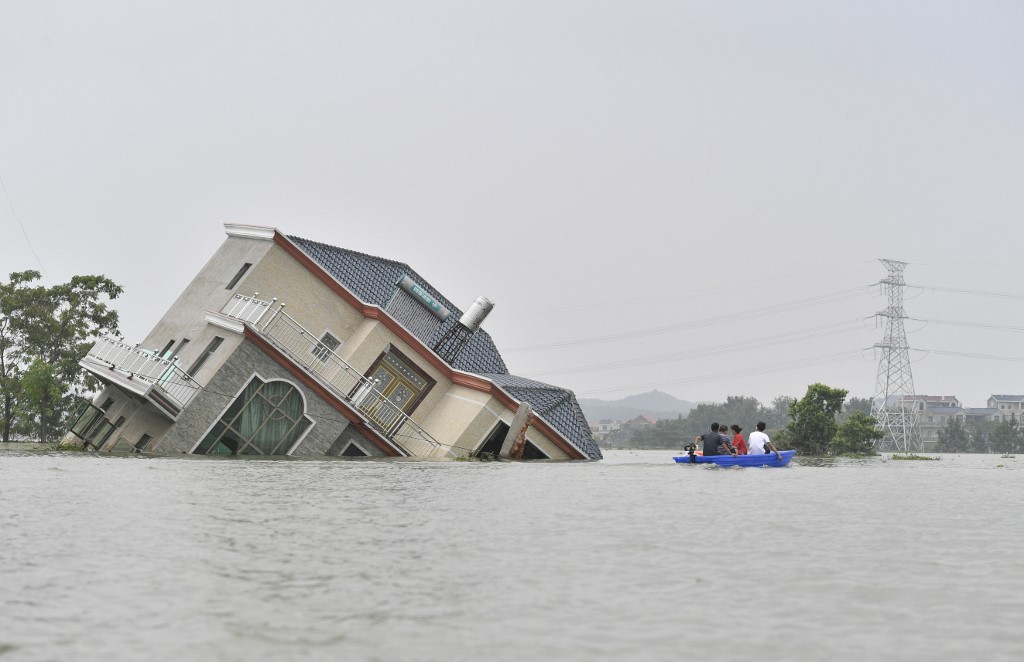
[0,271,122,442]
[784,383,848,456]
[622,395,788,449]
[936,418,970,453]
[988,419,1022,454]
[968,421,993,454]
[837,396,874,423]
[20,360,65,443]
[766,395,794,429]
[833,411,882,455]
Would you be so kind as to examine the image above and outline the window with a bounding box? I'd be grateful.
[69,403,104,439]
[114,416,126,427]
[136,434,153,452]
[226,263,252,290]
[99,397,114,411]
[187,336,224,377]
[311,332,341,362]
[172,338,190,359]
[193,377,312,456]
[341,442,368,457]
[158,340,175,358]
[109,437,136,453]
[85,419,117,449]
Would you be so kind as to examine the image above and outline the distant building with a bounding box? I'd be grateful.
[904,395,962,450]
[589,419,621,439]
[63,224,601,460]
[963,407,1003,425]
[621,414,657,432]
[987,395,1024,422]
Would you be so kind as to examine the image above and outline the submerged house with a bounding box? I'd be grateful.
[64,224,601,461]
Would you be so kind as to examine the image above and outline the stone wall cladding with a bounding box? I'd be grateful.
[326,425,387,457]
[155,339,353,456]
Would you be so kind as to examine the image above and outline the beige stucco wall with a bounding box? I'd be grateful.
[524,426,566,459]
[240,243,534,454]
[63,383,174,452]
[241,244,367,351]
[141,232,274,373]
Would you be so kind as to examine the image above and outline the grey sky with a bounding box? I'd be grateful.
[2,1,1022,408]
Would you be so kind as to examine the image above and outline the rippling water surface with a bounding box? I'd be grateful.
[2,448,1022,661]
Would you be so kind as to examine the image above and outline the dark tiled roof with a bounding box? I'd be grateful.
[288,235,600,460]
[480,373,603,460]
[289,236,506,373]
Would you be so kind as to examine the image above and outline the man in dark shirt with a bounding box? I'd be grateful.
[696,422,737,456]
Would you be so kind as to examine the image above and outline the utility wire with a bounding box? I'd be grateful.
[527,259,879,315]
[505,285,874,352]
[524,318,868,377]
[575,349,867,397]
[908,317,1024,334]
[906,284,1024,301]
[912,348,1024,364]
[0,173,47,280]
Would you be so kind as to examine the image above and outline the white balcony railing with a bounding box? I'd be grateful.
[84,337,201,410]
[221,293,272,324]
[220,296,448,457]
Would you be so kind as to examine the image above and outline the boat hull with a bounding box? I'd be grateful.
[673,450,796,467]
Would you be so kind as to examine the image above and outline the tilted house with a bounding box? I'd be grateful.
[65,224,601,461]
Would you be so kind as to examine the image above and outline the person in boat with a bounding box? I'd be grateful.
[730,424,748,455]
[696,422,737,456]
[747,421,782,460]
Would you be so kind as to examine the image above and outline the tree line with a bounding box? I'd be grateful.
[608,385,880,456]
[935,418,1024,454]
[0,271,122,443]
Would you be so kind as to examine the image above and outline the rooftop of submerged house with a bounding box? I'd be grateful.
[289,235,602,460]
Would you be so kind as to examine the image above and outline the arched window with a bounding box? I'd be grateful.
[193,377,312,455]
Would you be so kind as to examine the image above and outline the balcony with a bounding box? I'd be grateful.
[80,337,200,419]
[220,295,449,457]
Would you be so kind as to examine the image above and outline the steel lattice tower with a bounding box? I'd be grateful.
[870,259,921,452]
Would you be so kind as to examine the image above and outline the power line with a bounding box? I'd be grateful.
[505,284,874,352]
[906,284,1024,301]
[0,173,47,280]
[908,317,1024,334]
[912,348,1024,364]
[526,259,879,315]
[524,318,869,378]
[574,349,867,397]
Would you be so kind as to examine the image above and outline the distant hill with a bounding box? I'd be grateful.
[578,390,697,422]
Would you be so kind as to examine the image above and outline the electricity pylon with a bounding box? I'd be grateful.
[870,259,921,452]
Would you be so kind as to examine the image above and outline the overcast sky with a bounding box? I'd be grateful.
[2,1,1022,408]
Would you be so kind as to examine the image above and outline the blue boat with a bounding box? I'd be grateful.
[673,450,796,467]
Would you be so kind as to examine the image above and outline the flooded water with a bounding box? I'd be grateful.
[1,448,1021,661]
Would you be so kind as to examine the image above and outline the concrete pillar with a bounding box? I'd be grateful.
[500,402,532,458]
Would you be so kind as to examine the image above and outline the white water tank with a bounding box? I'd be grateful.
[458,297,494,332]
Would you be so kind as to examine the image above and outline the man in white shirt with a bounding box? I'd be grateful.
[747,421,782,460]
